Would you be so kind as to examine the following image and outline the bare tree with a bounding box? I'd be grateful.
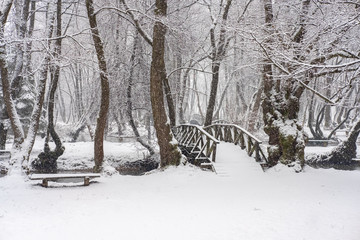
[126,31,154,155]
[150,0,181,167]
[32,0,65,173]
[204,0,233,126]
[86,0,110,172]
[0,0,24,149]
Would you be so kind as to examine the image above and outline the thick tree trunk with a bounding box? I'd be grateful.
[86,0,110,172]
[261,0,307,171]
[150,0,181,167]
[0,0,25,148]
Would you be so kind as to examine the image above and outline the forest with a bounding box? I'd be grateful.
[0,0,359,174]
[1,1,360,240]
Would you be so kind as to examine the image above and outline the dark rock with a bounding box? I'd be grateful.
[116,156,159,176]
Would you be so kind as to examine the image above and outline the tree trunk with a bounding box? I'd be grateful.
[307,119,360,167]
[178,67,191,123]
[0,122,7,150]
[127,32,155,156]
[324,77,332,128]
[204,0,233,126]
[163,76,176,128]
[261,0,308,171]
[22,0,36,100]
[213,73,231,120]
[247,81,262,132]
[32,0,65,173]
[150,0,181,167]
[0,0,25,148]
[86,0,110,172]
[22,10,56,167]
[10,0,30,100]
[204,63,220,126]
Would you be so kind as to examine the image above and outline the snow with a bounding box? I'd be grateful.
[1,142,360,240]
[26,139,150,171]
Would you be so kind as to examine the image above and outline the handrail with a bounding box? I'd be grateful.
[179,124,220,143]
[206,124,262,143]
[213,119,230,124]
[203,123,268,166]
[173,124,220,166]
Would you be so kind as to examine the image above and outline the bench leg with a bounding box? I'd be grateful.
[84,177,90,186]
[42,179,48,188]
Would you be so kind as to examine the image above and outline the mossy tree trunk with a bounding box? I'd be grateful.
[261,0,310,171]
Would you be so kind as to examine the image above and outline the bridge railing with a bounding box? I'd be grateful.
[203,124,268,164]
[174,124,220,164]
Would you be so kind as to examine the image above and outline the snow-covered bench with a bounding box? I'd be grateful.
[306,139,338,147]
[0,150,11,160]
[29,173,101,187]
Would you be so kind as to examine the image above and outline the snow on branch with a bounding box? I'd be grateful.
[296,79,336,105]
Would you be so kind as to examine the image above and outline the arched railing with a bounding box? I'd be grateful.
[204,124,268,168]
[174,124,220,167]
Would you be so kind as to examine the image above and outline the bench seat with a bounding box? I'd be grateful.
[0,150,11,160]
[29,173,101,187]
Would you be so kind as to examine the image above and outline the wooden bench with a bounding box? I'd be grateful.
[0,150,11,160]
[29,173,101,187]
[306,139,338,147]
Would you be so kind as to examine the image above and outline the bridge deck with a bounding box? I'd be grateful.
[214,142,264,177]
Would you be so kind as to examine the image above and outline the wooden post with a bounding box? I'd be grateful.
[240,132,245,149]
[42,179,48,187]
[247,137,252,156]
[84,177,90,186]
[255,143,261,162]
[212,143,217,162]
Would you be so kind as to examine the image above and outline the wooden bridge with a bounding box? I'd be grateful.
[174,124,220,171]
[174,123,269,173]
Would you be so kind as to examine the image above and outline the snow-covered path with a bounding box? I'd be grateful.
[1,142,360,240]
[214,142,264,177]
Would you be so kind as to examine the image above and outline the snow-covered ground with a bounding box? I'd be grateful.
[1,141,360,240]
[25,139,150,171]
